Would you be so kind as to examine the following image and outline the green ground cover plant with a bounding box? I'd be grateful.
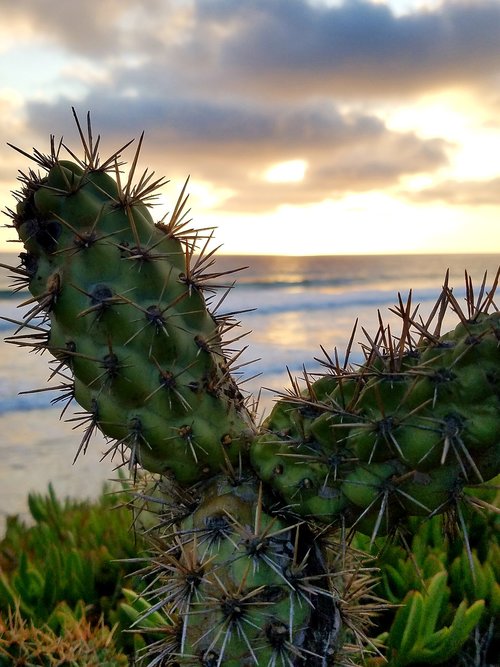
[0,480,148,663]
[0,482,497,665]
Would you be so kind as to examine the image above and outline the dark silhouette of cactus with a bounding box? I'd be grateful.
[2,110,498,665]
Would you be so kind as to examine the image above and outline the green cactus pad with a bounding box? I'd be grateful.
[251,292,500,537]
[134,475,343,666]
[8,121,254,484]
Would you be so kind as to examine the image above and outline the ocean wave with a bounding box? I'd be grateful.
[236,276,364,290]
[0,393,60,415]
[0,284,466,336]
[0,289,28,302]
[229,286,450,318]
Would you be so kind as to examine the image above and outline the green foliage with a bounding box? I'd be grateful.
[0,482,143,625]
[354,482,499,665]
[0,601,128,666]
[0,480,152,663]
[382,572,484,666]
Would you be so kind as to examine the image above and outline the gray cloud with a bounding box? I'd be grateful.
[405,176,500,206]
[1,0,497,217]
[0,0,166,56]
[22,96,451,212]
[3,0,500,97]
[191,0,500,96]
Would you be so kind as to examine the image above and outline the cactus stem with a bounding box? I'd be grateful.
[47,344,76,378]
[89,354,129,393]
[119,288,190,344]
[102,418,150,473]
[145,356,196,410]
[73,283,128,320]
[194,587,259,664]
[447,433,484,483]
[121,239,171,265]
[165,423,207,464]
[122,312,170,349]
[50,210,105,253]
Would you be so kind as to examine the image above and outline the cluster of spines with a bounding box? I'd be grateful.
[125,472,382,666]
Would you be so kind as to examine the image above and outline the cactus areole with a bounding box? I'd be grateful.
[3,111,499,666]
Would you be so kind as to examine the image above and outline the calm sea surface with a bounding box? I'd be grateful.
[1,250,498,531]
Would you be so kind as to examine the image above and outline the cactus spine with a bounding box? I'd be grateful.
[3,111,499,665]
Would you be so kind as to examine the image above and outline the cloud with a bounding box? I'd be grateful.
[182,0,500,97]
[0,0,157,55]
[3,1,500,97]
[22,96,451,212]
[0,1,496,221]
[405,176,500,206]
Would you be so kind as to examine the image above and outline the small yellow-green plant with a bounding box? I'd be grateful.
[354,482,499,665]
[0,601,128,666]
[0,482,142,625]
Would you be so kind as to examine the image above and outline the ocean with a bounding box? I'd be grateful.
[1,250,499,532]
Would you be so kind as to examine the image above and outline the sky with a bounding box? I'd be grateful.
[1,0,500,256]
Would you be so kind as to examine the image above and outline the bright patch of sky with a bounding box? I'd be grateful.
[0,43,87,101]
[264,160,308,184]
[315,0,436,15]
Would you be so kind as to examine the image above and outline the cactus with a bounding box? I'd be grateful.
[3,111,499,665]
[6,117,254,484]
[133,473,344,666]
[251,304,500,540]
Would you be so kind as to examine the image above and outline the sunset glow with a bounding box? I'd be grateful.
[0,0,499,256]
[264,160,308,184]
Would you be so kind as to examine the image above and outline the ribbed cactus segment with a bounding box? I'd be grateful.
[7,122,253,484]
[131,474,346,666]
[251,288,500,538]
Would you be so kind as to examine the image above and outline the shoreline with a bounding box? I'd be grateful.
[0,408,118,535]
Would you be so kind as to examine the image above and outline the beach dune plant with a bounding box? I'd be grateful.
[0,482,140,625]
[2,110,499,665]
[0,482,148,664]
[0,600,128,666]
